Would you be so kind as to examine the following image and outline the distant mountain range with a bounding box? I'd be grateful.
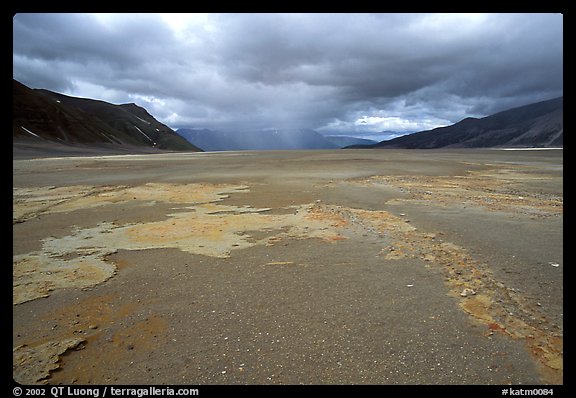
[13,79,200,152]
[322,135,378,148]
[176,128,339,151]
[349,97,563,149]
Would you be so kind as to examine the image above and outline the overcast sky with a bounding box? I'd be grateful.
[13,13,563,139]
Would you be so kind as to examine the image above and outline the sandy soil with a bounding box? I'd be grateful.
[12,149,563,385]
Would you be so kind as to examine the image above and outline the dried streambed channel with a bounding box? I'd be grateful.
[12,149,563,384]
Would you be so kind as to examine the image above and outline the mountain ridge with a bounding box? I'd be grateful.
[13,79,201,152]
[352,97,563,149]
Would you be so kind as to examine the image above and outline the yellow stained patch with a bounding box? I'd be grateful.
[12,183,250,223]
[13,183,347,304]
[13,253,116,305]
[13,338,86,384]
[460,294,495,323]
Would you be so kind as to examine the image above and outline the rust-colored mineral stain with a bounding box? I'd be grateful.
[110,315,167,349]
[42,293,137,334]
[305,206,349,228]
[44,301,166,385]
[62,315,167,384]
[488,322,503,331]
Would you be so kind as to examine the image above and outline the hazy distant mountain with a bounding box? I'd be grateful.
[175,129,239,151]
[356,97,562,149]
[177,128,338,151]
[372,131,413,141]
[13,79,200,152]
[322,135,378,148]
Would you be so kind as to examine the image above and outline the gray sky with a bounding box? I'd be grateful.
[13,13,563,139]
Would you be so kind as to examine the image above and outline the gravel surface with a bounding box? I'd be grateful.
[13,149,562,385]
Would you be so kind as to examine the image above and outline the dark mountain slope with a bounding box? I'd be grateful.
[369,97,563,149]
[13,79,200,152]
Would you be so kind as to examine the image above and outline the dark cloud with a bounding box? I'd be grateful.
[13,13,563,135]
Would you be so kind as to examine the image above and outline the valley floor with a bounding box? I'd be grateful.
[12,149,563,385]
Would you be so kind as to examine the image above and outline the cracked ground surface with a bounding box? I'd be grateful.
[13,149,562,384]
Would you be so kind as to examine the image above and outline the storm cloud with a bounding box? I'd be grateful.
[13,13,563,138]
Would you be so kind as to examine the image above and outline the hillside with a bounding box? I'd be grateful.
[13,79,201,152]
[358,97,563,149]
